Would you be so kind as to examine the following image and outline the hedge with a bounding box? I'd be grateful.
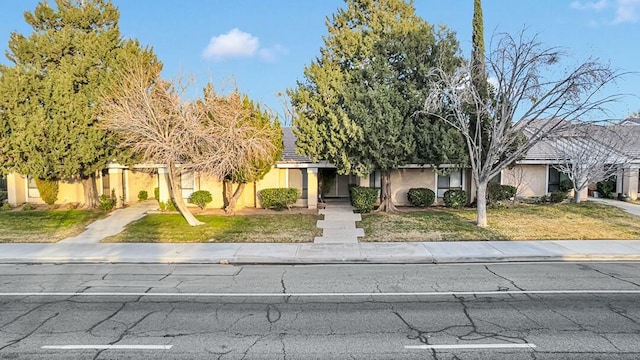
[349,186,378,213]
[189,190,212,209]
[443,189,467,208]
[260,188,299,210]
[487,183,516,203]
[407,188,435,207]
[34,178,58,205]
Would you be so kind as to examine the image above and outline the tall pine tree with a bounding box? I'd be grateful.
[0,0,156,208]
[289,0,463,211]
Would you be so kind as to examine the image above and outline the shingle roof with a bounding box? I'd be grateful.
[280,127,313,163]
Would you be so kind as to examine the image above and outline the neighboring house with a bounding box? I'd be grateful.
[4,124,639,208]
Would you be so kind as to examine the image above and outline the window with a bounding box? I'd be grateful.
[101,169,110,196]
[288,169,308,199]
[180,171,195,199]
[27,177,40,198]
[369,170,381,188]
[437,169,462,198]
[548,167,570,193]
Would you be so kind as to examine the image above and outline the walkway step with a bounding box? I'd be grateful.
[314,237,358,244]
[319,208,356,215]
[317,220,356,229]
[323,228,365,238]
[323,213,361,222]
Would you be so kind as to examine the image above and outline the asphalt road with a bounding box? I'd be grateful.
[1,262,640,359]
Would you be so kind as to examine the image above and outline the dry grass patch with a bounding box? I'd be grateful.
[360,202,640,241]
[105,213,321,243]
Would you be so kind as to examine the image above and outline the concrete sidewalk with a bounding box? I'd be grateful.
[591,197,640,216]
[2,240,640,264]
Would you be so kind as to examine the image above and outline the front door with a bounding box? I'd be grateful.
[319,169,351,198]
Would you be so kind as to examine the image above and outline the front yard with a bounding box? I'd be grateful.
[360,202,640,241]
[104,214,322,243]
[0,210,105,243]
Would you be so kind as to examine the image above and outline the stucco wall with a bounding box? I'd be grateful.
[127,170,157,202]
[7,173,26,205]
[502,165,547,197]
[390,168,436,206]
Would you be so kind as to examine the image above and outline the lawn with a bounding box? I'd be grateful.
[360,202,640,241]
[105,213,322,243]
[0,210,106,243]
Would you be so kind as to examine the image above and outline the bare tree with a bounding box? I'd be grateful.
[504,166,531,201]
[423,31,622,227]
[549,123,630,203]
[100,63,205,226]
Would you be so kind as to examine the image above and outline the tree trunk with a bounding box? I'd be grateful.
[376,170,397,212]
[476,180,488,227]
[167,163,204,226]
[224,180,246,213]
[81,174,99,209]
[573,186,585,204]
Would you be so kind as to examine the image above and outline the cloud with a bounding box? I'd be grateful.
[202,28,259,61]
[570,0,609,11]
[258,45,289,63]
[570,0,640,24]
[613,0,640,23]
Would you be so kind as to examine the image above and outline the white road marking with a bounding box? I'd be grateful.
[42,345,172,350]
[405,343,536,350]
[1,290,640,297]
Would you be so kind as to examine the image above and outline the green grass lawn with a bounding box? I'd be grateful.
[0,210,105,243]
[360,202,640,241]
[105,214,322,243]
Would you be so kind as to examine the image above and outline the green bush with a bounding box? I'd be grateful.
[1,202,11,211]
[487,183,517,203]
[22,203,36,211]
[98,194,116,211]
[34,178,58,205]
[138,190,149,202]
[349,186,378,213]
[596,179,615,199]
[154,187,159,201]
[407,188,435,207]
[559,179,574,192]
[159,199,177,211]
[443,189,467,208]
[189,190,212,209]
[549,191,566,203]
[260,188,299,210]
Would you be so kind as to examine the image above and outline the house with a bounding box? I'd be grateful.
[3,124,638,208]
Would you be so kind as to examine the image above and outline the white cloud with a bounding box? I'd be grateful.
[570,0,609,11]
[613,0,640,23]
[202,28,259,61]
[258,44,289,63]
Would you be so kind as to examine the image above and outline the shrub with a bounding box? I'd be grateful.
[22,203,36,211]
[98,194,116,211]
[559,179,574,192]
[549,191,566,203]
[189,190,212,209]
[596,179,615,199]
[443,189,467,208]
[260,188,299,210]
[159,199,177,211]
[154,187,160,201]
[407,188,435,207]
[487,183,517,203]
[34,178,58,205]
[1,202,11,211]
[349,186,378,213]
[138,190,149,202]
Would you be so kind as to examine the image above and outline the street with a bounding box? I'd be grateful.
[1,262,640,359]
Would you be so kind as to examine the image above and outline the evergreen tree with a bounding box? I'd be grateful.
[289,0,463,211]
[0,0,155,208]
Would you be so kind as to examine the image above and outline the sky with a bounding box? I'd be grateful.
[1,0,639,121]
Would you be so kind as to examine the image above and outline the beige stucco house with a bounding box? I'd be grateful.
[3,124,639,208]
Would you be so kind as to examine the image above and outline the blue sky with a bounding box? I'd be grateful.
[1,0,639,121]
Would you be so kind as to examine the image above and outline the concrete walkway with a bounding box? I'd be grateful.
[314,200,364,244]
[60,201,157,244]
[591,197,640,216]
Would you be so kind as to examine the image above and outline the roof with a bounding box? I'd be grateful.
[280,127,313,163]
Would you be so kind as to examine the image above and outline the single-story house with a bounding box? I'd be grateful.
[3,124,639,208]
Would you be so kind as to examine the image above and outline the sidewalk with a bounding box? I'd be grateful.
[590,197,640,216]
[1,240,640,264]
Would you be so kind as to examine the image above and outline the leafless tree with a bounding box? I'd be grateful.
[423,31,622,227]
[550,123,630,203]
[503,166,531,201]
[100,63,205,226]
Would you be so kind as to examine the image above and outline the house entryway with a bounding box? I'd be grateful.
[314,199,365,244]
